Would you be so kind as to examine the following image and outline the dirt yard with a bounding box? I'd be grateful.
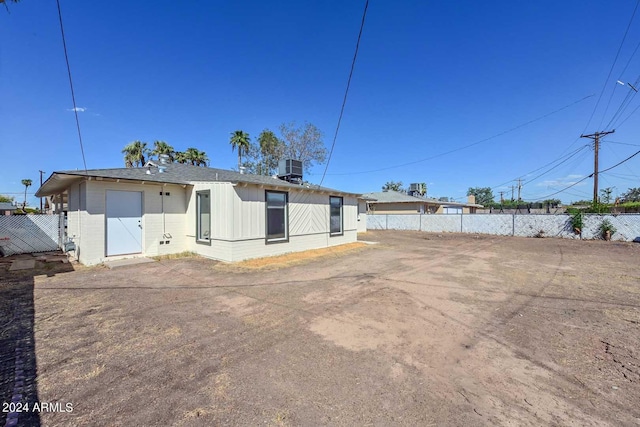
[1,231,639,426]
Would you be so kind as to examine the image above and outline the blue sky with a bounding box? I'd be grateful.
[2,1,640,207]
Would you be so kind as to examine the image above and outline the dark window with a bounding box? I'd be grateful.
[196,190,211,244]
[330,196,343,236]
[266,191,288,242]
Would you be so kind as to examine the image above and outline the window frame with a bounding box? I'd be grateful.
[196,190,211,245]
[265,190,289,244]
[329,196,344,237]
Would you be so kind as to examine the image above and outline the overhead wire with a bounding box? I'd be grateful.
[603,140,640,147]
[56,0,88,174]
[604,75,640,129]
[316,94,594,176]
[519,145,590,189]
[603,142,640,180]
[527,149,640,201]
[447,144,590,202]
[583,0,640,133]
[468,144,588,193]
[613,100,640,129]
[602,37,640,129]
[318,0,369,186]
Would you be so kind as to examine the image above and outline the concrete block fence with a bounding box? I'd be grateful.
[367,214,640,242]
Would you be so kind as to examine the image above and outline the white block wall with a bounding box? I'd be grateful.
[70,181,188,265]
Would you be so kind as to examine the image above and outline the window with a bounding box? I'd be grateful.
[266,191,288,242]
[196,190,211,244]
[330,196,343,236]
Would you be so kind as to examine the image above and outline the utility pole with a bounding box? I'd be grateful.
[499,191,504,204]
[39,170,46,212]
[516,178,523,201]
[510,185,515,202]
[580,130,615,204]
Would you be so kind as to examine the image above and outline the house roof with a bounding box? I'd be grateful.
[363,190,483,208]
[0,202,17,211]
[363,190,431,203]
[36,163,361,198]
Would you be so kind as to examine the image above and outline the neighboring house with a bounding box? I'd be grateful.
[363,190,483,214]
[0,202,17,216]
[36,162,362,265]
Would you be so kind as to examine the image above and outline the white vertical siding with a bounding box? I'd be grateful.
[187,183,358,262]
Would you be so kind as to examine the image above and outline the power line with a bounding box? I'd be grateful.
[604,140,640,147]
[604,142,640,181]
[528,149,640,201]
[469,144,588,193]
[613,100,640,129]
[56,0,88,174]
[519,145,590,189]
[316,94,593,176]
[605,75,639,129]
[319,0,369,186]
[584,0,640,133]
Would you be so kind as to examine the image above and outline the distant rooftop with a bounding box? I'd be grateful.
[363,190,483,207]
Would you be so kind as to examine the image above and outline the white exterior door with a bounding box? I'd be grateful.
[106,190,142,256]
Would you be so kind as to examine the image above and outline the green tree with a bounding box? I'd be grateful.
[230,130,251,170]
[183,147,209,167]
[621,187,640,202]
[21,178,32,209]
[0,194,13,203]
[279,122,327,172]
[382,181,405,192]
[467,187,494,206]
[175,151,188,164]
[256,129,285,175]
[600,187,613,204]
[122,141,149,167]
[151,140,175,162]
[438,196,450,202]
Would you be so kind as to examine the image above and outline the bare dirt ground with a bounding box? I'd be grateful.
[2,231,640,426]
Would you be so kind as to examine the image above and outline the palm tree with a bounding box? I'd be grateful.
[193,150,209,167]
[175,151,188,164]
[151,140,175,162]
[230,130,251,170]
[21,178,32,210]
[122,141,149,167]
[183,148,209,167]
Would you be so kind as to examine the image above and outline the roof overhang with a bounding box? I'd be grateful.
[35,173,86,197]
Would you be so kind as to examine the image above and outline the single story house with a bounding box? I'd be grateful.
[363,190,483,214]
[0,202,17,216]
[36,162,363,265]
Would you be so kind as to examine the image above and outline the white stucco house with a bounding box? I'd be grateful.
[36,162,363,265]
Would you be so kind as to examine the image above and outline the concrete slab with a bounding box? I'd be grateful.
[103,257,156,269]
[9,260,37,271]
[45,256,69,264]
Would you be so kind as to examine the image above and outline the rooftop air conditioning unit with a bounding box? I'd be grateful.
[408,183,426,197]
[278,159,303,183]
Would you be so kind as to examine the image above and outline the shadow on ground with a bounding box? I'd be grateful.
[0,256,74,427]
